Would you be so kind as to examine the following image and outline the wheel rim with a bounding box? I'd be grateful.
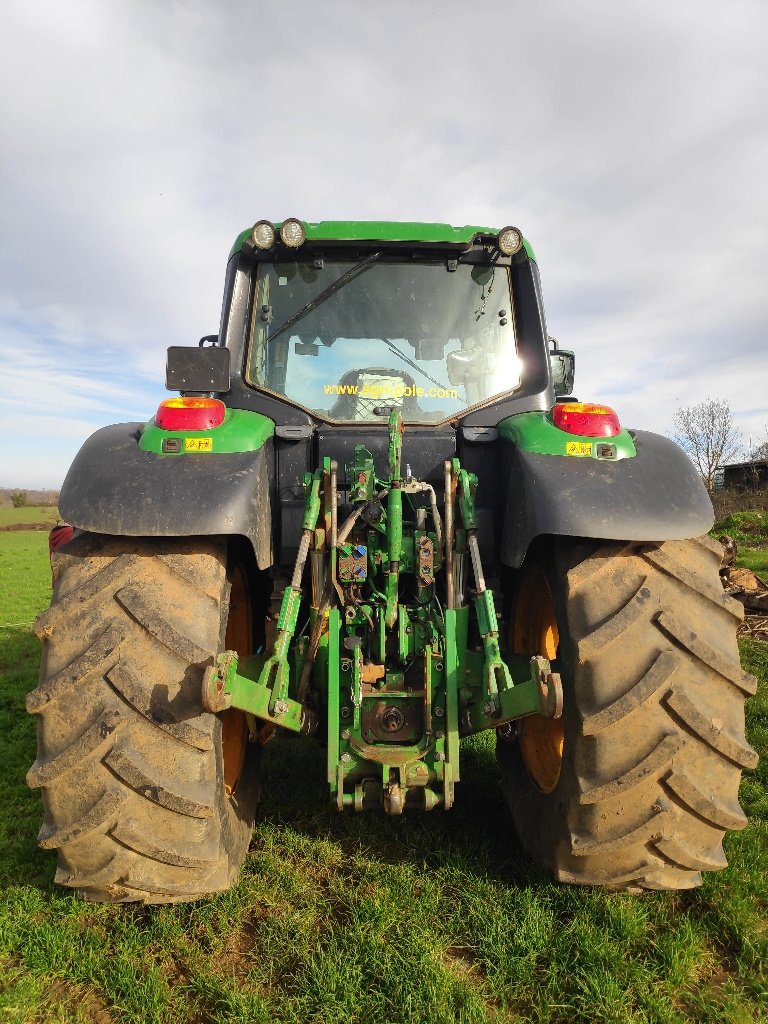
[222,564,252,796]
[512,562,564,794]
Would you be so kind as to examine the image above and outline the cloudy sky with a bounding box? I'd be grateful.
[2,0,766,488]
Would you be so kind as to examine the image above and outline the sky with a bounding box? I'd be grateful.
[2,0,767,488]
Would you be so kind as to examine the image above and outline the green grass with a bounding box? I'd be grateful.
[713,510,768,544]
[0,532,53,629]
[0,505,59,528]
[1,532,766,1024]
[737,549,768,575]
[713,511,768,576]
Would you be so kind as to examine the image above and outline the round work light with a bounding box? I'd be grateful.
[280,218,306,248]
[251,220,275,249]
[498,226,523,256]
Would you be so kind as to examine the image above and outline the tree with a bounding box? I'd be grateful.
[672,398,742,493]
[752,439,768,462]
[10,490,27,508]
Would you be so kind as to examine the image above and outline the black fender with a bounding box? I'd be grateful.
[498,429,714,567]
[59,423,273,568]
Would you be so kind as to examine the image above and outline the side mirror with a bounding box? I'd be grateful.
[166,345,231,393]
[550,346,575,397]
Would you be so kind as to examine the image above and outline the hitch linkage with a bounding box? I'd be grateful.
[202,416,562,813]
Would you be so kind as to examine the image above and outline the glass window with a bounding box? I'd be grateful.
[246,258,521,422]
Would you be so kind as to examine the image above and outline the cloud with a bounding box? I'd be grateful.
[1,0,767,485]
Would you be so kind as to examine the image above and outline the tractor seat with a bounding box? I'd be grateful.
[328,367,427,421]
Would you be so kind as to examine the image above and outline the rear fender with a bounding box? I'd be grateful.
[58,422,274,568]
[498,429,714,567]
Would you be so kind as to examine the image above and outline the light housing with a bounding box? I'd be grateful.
[552,402,621,437]
[280,218,306,248]
[250,220,275,249]
[498,226,523,256]
[155,397,226,431]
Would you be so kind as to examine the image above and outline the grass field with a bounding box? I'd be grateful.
[1,531,766,1024]
[715,511,768,576]
[0,506,59,529]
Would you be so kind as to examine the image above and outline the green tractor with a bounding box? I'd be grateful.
[28,219,757,902]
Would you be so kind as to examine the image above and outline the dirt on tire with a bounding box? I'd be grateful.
[498,535,758,891]
[27,534,260,903]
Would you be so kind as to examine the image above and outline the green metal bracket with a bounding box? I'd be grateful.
[202,651,315,734]
[254,465,324,711]
[348,445,376,504]
[451,458,563,736]
[327,608,341,788]
[260,585,302,711]
[205,464,325,733]
[443,607,466,798]
[457,468,478,530]
[473,588,512,706]
[302,469,323,530]
[460,655,562,736]
[385,409,404,629]
[388,408,404,482]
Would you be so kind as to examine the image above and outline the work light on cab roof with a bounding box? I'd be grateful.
[498,226,523,255]
[250,220,275,250]
[279,218,306,248]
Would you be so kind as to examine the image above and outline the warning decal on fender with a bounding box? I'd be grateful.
[565,441,593,457]
[184,437,213,452]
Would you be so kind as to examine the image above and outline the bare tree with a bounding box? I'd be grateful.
[672,398,742,492]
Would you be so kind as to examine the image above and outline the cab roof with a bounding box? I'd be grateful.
[230,220,536,260]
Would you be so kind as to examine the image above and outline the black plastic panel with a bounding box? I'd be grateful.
[59,423,274,568]
[166,346,230,392]
[316,426,456,487]
[497,430,714,567]
[276,433,313,563]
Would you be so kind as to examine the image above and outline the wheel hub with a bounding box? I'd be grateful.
[512,562,564,794]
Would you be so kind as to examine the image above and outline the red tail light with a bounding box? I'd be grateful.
[155,397,225,430]
[552,402,621,437]
[49,523,74,555]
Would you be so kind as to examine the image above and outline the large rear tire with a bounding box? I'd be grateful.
[498,536,758,891]
[27,534,261,903]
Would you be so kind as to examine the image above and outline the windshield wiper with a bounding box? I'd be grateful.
[267,251,382,345]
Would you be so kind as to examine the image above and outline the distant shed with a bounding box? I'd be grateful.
[721,459,768,489]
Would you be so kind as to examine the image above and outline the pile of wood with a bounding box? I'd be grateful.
[718,535,768,641]
[739,615,768,642]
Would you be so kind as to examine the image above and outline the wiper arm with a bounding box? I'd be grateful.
[267,251,382,345]
[383,338,449,392]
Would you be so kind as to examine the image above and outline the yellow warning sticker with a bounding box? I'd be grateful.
[184,437,213,452]
[565,441,593,457]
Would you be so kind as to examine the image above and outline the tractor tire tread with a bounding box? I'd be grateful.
[26,624,125,713]
[656,609,757,694]
[578,733,686,805]
[581,650,680,735]
[663,688,758,768]
[500,536,756,891]
[114,582,216,664]
[29,535,259,903]
[105,662,215,750]
[27,707,124,786]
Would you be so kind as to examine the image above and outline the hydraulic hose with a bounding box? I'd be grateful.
[298,489,388,699]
